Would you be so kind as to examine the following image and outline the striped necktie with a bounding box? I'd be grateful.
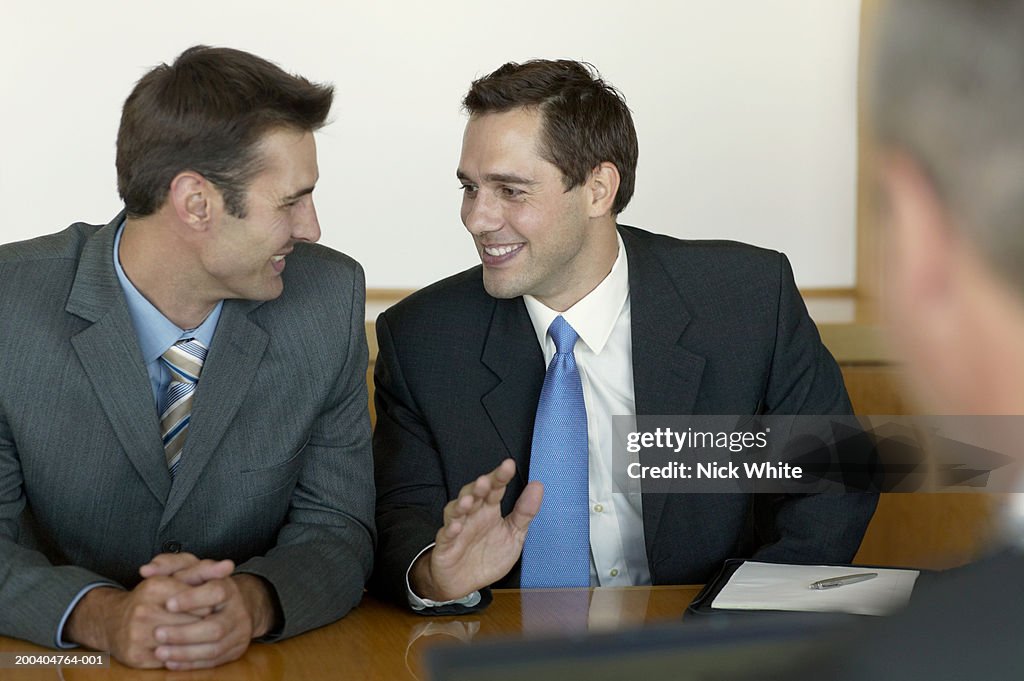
[521,315,591,588]
[159,339,207,478]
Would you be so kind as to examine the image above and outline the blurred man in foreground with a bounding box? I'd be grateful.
[814,1,1024,677]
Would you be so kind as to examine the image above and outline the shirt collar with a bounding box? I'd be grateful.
[523,232,629,356]
[113,221,222,363]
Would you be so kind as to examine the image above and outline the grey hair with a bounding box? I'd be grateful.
[872,0,1024,292]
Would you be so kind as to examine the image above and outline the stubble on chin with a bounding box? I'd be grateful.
[481,270,525,300]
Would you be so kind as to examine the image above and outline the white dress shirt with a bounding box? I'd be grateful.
[408,233,650,609]
[522,234,651,586]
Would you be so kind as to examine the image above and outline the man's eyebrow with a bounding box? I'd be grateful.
[282,185,316,203]
[455,170,537,186]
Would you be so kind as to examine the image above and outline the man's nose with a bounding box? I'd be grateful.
[463,192,502,236]
[294,200,321,243]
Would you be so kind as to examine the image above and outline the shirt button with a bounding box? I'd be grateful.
[610,568,619,577]
[162,540,182,553]
[594,504,604,513]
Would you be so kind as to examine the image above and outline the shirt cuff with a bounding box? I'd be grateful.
[405,543,481,611]
[56,582,125,649]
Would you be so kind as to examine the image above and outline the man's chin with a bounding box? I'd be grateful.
[231,280,285,303]
[262,283,285,301]
[481,273,525,300]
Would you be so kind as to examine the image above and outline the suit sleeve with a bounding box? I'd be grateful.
[234,263,376,639]
[370,313,489,612]
[749,253,878,564]
[0,406,123,648]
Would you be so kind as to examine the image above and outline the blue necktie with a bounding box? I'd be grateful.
[521,316,590,588]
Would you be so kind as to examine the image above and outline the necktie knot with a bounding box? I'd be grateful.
[161,339,208,384]
[548,316,579,356]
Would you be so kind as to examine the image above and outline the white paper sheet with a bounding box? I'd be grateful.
[711,561,920,616]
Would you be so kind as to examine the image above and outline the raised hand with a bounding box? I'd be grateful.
[410,458,543,601]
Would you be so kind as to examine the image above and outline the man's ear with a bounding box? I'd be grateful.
[586,162,621,218]
[168,171,215,231]
[879,151,958,306]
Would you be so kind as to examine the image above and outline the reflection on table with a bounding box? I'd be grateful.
[0,586,701,680]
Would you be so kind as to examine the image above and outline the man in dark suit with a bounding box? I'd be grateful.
[0,46,374,669]
[804,2,1024,678]
[372,60,876,610]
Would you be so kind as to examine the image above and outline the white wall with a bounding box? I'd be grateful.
[1,0,860,289]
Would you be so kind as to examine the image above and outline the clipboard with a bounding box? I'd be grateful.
[687,559,926,618]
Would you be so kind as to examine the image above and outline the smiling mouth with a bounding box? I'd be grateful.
[270,253,289,274]
[482,244,524,257]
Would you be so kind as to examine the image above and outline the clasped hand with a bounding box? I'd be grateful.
[67,553,274,670]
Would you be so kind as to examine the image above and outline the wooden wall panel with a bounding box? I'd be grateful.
[854,493,1001,570]
[839,361,999,569]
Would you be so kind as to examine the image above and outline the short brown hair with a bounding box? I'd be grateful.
[117,45,334,218]
[463,60,638,215]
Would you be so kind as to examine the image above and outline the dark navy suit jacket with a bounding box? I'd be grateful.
[371,225,877,605]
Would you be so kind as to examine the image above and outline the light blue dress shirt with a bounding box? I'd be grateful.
[112,223,223,410]
[56,220,224,647]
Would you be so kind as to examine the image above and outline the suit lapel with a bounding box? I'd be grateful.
[65,216,270,523]
[480,297,546,487]
[160,299,268,527]
[621,228,707,570]
[67,214,172,505]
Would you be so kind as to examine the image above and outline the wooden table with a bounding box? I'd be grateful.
[0,586,701,680]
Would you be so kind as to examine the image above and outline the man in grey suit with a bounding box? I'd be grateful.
[372,60,876,611]
[0,46,374,669]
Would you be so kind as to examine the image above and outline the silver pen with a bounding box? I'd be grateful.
[808,572,879,590]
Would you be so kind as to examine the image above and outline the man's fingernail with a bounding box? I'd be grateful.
[156,630,167,643]
[167,598,178,612]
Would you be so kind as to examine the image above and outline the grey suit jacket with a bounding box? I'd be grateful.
[0,213,375,647]
[372,225,877,604]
